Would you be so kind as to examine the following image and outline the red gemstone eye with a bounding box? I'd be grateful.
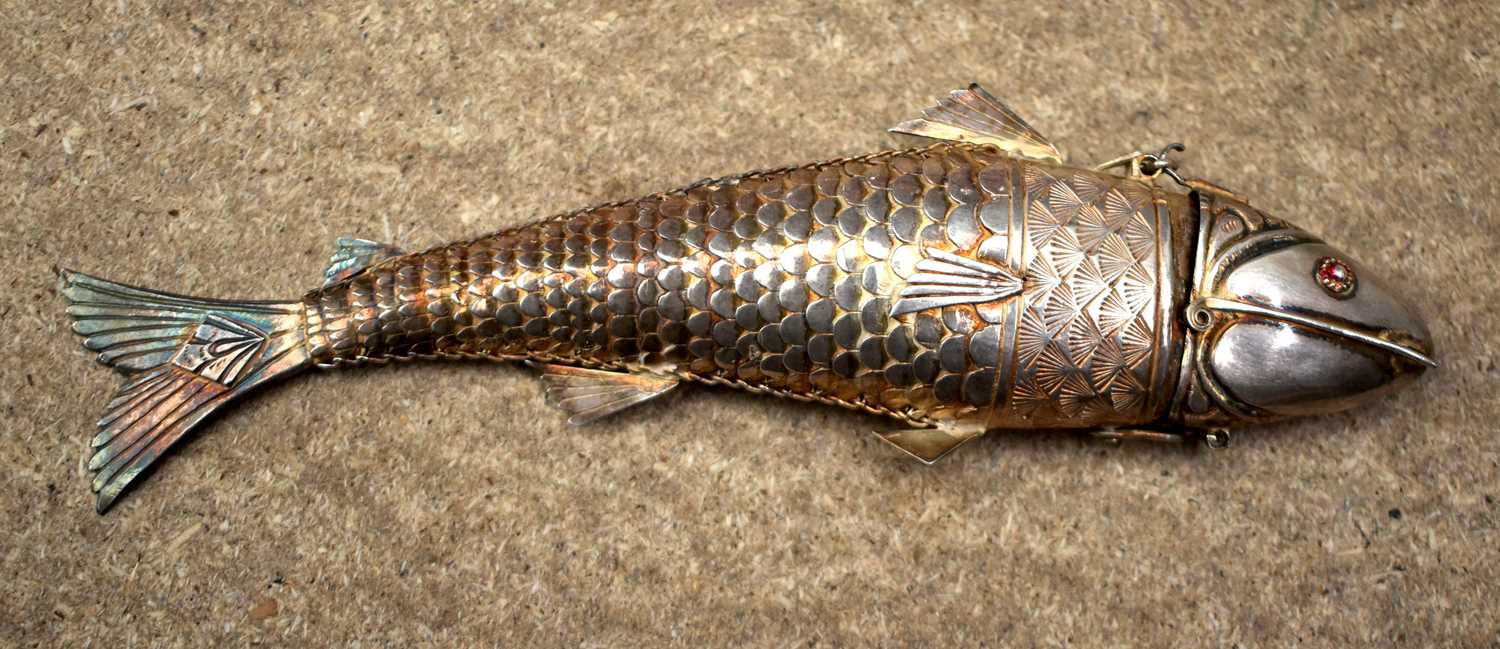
[1315,257,1356,297]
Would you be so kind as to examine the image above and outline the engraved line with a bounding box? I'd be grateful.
[1148,195,1175,419]
[95,380,212,489]
[1198,297,1436,368]
[993,157,1025,425]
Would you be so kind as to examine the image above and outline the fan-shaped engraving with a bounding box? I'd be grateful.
[1023,163,1057,193]
[1027,199,1067,249]
[1120,317,1154,369]
[1047,182,1086,224]
[1034,343,1075,394]
[1046,228,1088,278]
[1066,315,1105,368]
[1056,374,1098,418]
[1118,264,1156,315]
[999,164,1165,426]
[1097,291,1137,335]
[1095,234,1136,283]
[1013,376,1051,416]
[1101,189,1140,231]
[1089,338,1128,390]
[170,315,268,387]
[1067,258,1112,310]
[1016,308,1053,366]
[1041,283,1080,336]
[1074,205,1113,252]
[1068,173,1111,206]
[1117,179,1152,207]
[1123,211,1157,261]
[1023,254,1063,308]
[1109,371,1147,412]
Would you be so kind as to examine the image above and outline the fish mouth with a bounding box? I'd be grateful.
[1196,297,1438,369]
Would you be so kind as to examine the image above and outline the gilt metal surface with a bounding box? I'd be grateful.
[302,147,1184,431]
[58,83,1436,512]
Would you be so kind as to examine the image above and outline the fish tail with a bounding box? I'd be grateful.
[57,269,312,512]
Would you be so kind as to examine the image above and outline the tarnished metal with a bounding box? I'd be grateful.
[59,83,1436,512]
[1170,186,1435,429]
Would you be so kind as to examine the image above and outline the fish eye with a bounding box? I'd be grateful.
[1314,256,1357,299]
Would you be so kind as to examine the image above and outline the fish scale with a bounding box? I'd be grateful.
[302,142,1182,430]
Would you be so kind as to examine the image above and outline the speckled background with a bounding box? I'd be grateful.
[4,1,1498,646]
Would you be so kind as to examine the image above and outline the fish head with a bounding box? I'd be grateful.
[1187,193,1434,421]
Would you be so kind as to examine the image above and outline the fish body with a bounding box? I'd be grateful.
[305,145,1188,431]
[60,85,1434,512]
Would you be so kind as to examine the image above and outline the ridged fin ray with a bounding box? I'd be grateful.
[890,249,1025,317]
[889,84,1063,163]
[530,362,680,426]
[323,237,405,286]
[58,269,310,512]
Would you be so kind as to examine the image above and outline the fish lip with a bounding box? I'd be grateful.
[1196,297,1438,369]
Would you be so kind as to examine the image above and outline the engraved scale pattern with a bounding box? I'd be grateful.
[993,163,1166,427]
[302,144,1172,428]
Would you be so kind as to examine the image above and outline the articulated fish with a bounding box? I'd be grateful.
[60,84,1436,512]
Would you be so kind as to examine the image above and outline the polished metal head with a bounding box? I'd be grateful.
[1179,190,1434,424]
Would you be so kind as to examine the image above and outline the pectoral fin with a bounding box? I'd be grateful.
[889,248,1025,318]
[875,422,986,464]
[323,237,406,286]
[890,83,1063,163]
[530,362,679,426]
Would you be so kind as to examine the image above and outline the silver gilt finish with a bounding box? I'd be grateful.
[57,83,1437,512]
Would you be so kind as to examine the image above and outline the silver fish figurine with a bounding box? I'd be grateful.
[59,84,1436,512]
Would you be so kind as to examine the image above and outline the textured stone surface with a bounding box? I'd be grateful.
[4,1,1497,646]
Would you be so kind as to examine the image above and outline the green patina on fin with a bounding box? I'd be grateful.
[59,269,310,512]
[323,237,405,287]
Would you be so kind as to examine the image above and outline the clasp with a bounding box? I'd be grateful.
[1095,142,1190,187]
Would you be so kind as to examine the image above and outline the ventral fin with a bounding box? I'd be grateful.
[890,83,1063,163]
[529,362,680,426]
[875,422,986,465]
[889,248,1024,318]
[323,237,406,286]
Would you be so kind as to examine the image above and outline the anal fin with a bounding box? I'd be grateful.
[875,422,986,464]
[323,237,406,286]
[530,362,679,426]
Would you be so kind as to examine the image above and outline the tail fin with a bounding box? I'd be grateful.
[58,269,311,512]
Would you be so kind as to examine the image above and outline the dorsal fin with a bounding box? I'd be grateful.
[890,83,1063,163]
[529,362,680,426]
[323,237,405,286]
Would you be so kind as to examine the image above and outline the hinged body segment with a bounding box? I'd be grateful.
[302,144,1193,431]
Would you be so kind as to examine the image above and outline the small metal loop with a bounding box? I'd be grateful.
[1203,428,1231,449]
[1138,143,1190,189]
[1157,142,1186,159]
[1186,300,1216,331]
